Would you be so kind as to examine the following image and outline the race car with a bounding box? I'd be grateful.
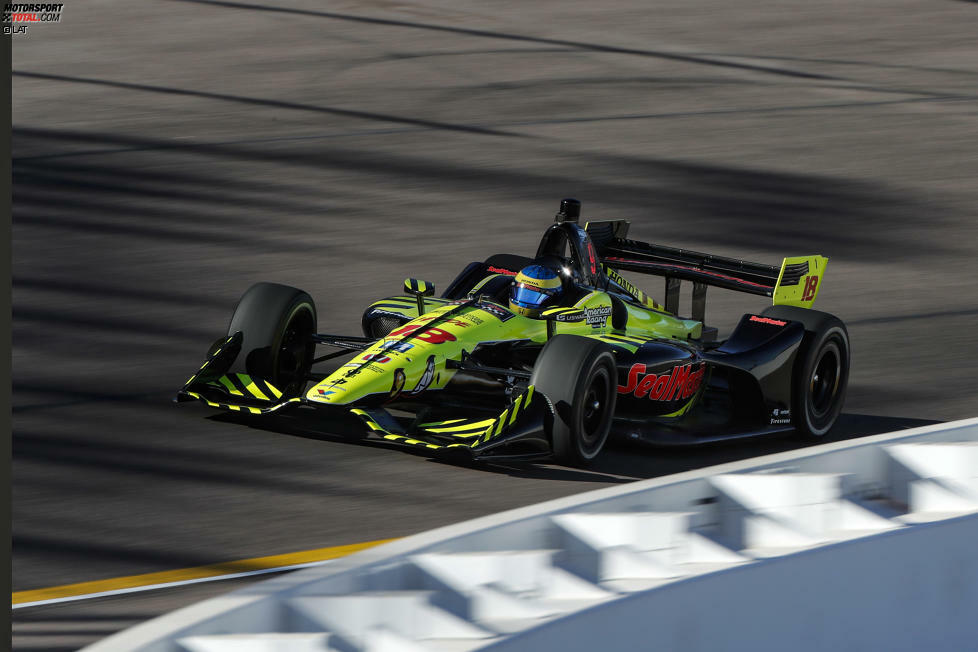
[177,199,849,466]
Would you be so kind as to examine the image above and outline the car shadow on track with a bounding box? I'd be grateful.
[583,412,938,480]
[207,410,634,484]
[210,410,937,483]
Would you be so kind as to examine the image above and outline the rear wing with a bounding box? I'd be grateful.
[585,220,827,320]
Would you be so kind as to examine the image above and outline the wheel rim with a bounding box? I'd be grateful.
[809,342,841,419]
[579,369,611,453]
[276,307,315,395]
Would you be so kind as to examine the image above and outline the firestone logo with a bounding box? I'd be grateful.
[617,363,705,402]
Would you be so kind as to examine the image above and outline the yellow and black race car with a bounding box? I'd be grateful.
[177,199,848,466]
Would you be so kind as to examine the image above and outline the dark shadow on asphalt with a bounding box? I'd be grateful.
[699,51,978,78]
[14,71,519,138]
[218,409,937,483]
[12,422,424,504]
[584,412,939,480]
[210,410,632,484]
[846,307,978,326]
[12,534,224,577]
[14,125,959,263]
[168,0,838,81]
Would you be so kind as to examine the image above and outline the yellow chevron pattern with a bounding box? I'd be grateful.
[589,333,656,353]
[208,374,283,402]
[602,264,666,312]
[351,409,447,450]
[403,278,435,297]
[352,385,537,451]
[478,385,535,445]
[183,334,238,388]
[184,391,300,415]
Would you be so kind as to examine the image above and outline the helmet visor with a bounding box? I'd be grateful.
[511,283,558,309]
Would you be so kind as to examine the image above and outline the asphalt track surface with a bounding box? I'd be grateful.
[11,0,978,648]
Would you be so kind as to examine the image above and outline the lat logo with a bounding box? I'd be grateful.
[2,2,65,35]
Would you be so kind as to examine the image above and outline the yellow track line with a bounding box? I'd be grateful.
[13,537,397,607]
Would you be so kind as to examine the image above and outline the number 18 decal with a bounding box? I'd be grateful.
[802,275,819,302]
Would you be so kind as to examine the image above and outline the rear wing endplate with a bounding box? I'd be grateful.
[585,220,827,320]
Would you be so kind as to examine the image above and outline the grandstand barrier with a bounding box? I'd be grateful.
[86,418,978,652]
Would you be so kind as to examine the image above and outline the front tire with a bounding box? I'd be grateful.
[530,335,617,466]
[227,282,317,398]
[763,305,849,439]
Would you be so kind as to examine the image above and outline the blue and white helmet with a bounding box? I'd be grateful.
[509,264,563,318]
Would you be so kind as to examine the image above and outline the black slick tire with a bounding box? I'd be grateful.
[530,335,617,466]
[227,282,317,398]
[763,305,850,439]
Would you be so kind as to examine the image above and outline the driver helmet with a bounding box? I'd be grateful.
[509,264,563,318]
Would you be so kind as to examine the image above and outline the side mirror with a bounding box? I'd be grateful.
[404,278,435,315]
[541,307,586,339]
[403,278,435,297]
[541,307,586,323]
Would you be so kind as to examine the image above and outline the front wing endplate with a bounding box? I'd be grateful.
[350,385,548,458]
[177,332,299,414]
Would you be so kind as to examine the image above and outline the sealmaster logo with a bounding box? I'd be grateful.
[749,315,787,327]
[618,363,705,402]
[3,2,63,33]
[487,266,517,276]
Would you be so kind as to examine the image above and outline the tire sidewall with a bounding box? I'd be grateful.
[763,305,851,439]
[271,299,317,397]
[568,350,616,461]
[794,324,849,438]
[530,336,617,466]
[227,283,317,397]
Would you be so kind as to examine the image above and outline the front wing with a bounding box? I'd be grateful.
[351,385,551,460]
[176,334,552,460]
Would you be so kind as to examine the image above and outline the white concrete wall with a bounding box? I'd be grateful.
[86,418,978,652]
[486,515,978,652]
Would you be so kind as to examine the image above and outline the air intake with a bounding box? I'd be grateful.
[554,197,581,223]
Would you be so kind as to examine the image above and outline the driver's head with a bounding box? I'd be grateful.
[509,264,563,318]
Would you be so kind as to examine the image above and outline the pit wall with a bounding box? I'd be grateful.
[86,418,978,652]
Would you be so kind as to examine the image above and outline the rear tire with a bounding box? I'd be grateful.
[763,305,849,439]
[530,335,617,466]
[227,282,317,398]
